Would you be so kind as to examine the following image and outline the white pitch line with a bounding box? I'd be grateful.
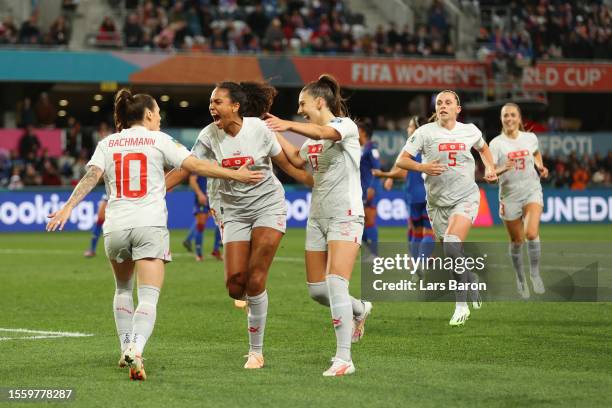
[0,328,94,338]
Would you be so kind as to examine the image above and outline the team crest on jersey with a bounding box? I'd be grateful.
[372,149,380,159]
[232,150,242,156]
[438,143,466,151]
[507,150,530,159]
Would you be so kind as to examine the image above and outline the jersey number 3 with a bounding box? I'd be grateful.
[113,153,148,198]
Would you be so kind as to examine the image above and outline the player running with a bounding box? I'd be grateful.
[357,121,381,257]
[266,74,373,377]
[490,103,548,298]
[166,81,311,370]
[182,175,223,261]
[373,116,434,274]
[396,90,497,326]
[46,89,262,381]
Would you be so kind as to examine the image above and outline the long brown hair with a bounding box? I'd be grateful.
[301,74,348,117]
[113,88,156,131]
[216,81,278,118]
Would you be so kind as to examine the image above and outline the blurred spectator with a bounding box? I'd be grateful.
[96,16,121,46]
[8,167,24,190]
[247,3,270,39]
[18,14,41,45]
[0,16,18,44]
[571,165,589,190]
[18,126,41,160]
[92,122,112,145]
[123,12,144,47]
[62,0,80,12]
[263,17,284,51]
[35,93,57,127]
[65,116,83,157]
[47,15,70,45]
[22,163,42,186]
[16,97,36,128]
[41,159,62,186]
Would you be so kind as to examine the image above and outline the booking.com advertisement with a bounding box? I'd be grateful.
[0,188,611,232]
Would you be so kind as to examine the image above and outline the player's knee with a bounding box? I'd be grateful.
[246,270,267,294]
[525,231,538,241]
[226,275,246,299]
[307,282,329,306]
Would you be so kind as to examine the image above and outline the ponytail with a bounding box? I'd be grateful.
[113,88,156,131]
[216,81,278,118]
[301,74,348,117]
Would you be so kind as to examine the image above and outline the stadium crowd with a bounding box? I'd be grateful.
[1,120,610,190]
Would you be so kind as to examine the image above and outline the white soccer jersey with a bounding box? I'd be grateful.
[489,131,542,200]
[192,117,286,219]
[403,121,485,207]
[299,117,364,218]
[87,126,191,233]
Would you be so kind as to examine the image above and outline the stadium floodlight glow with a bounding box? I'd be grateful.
[93,94,103,101]
[59,99,68,106]
[160,95,170,102]
[58,110,67,117]
[179,100,189,108]
[91,106,100,112]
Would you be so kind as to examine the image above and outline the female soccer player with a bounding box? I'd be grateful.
[395,90,497,326]
[490,103,548,298]
[265,74,373,377]
[166,81,311,370]
[47,89,262,381]
[373,116,434,266]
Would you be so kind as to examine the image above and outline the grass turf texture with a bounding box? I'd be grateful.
[0,225,611,407]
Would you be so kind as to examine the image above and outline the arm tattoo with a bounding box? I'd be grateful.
[65,166,103,208]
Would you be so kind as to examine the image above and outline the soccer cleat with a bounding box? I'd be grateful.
[83,250,95,258]
[352,301,373,343]
[211,249,223,261]
[118,352,127,368]
[243,352,264,369]
[449,306,470,327]
[234,299,247,310]
[516,279,531,299]
[531,275,546,294]
[323,357,355,377]
[123,345,146,381]
[195,255,203,262]
[182,239,193,253]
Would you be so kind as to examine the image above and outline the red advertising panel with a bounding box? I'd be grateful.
[0,129,63,157]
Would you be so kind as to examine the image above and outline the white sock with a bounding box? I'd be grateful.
[246,290,268,354]
[509,242,525,283]
[308,281,365,317]
[113,275,134,352]
[327,274,352,362]
[527,238,541,278]
[131,285,160,355]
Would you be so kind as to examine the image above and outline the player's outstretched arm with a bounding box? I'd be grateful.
[396,151,446,176]
[476,143,498,183]
[272,151,314,187]
[372,165,407,180]
[275,132,307,168]
[264,113,341,141]
[166,168,190,191]
[181,156,264,184]
[47,165,103,231]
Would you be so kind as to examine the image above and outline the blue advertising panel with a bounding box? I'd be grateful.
[0,188,610,232]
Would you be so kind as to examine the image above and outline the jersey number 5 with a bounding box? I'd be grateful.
[113,153,148,198]
[448,152,457,166]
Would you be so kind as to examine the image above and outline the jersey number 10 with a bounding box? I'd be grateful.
[113,153,148,198]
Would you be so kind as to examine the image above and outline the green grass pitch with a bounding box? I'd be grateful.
[0,225,611,407]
